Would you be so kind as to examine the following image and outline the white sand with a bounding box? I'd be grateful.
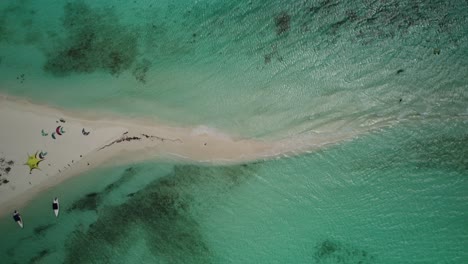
[0,94,369,217]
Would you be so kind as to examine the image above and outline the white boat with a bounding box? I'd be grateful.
[53,198,59,217]
[17,219,23,228]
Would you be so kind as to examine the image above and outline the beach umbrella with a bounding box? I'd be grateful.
[24,152,43,173]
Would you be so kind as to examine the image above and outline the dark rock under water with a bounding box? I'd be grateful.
[28,249,50,264]
[64,163,258,264]
[43,2,139,76]
[314,239,375,263]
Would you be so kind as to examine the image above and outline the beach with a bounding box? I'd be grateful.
[0,94,369,217]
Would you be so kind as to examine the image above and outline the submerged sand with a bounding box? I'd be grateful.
[0,94,370,217]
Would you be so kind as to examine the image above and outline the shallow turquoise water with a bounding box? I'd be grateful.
[0,119,467,263]
[0,0,467,137]
[0,0,467,263]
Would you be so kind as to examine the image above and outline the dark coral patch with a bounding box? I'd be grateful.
[67,192,101,212]
[67,166,138,213]
[43,2,138,76]
[275,12,291,35]
[64,163,260,263]
[314,239,375,263]
[132,59,152,84]
[316,240,338,258]
[33,223,55,236]
[28,249,50,264]
[104,167,137,193]
[0,16,10,43]
[264,53,272,64]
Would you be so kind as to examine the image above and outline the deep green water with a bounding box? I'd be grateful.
[0,0,467,263]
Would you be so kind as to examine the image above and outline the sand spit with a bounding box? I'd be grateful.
[0,94,367,217]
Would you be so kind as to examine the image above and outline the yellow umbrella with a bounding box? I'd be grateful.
[25,152,43,173]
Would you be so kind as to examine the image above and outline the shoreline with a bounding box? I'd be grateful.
[0,94,368,217]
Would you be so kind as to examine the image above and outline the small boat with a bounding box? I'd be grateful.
[13,210,23,228]
[52,197,59,217]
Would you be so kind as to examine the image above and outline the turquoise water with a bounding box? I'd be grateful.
[0,119,467,263]
[1,0,468,263]
[0,0,467,137]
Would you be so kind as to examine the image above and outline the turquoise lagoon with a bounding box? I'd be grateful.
[0,0,467,263]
